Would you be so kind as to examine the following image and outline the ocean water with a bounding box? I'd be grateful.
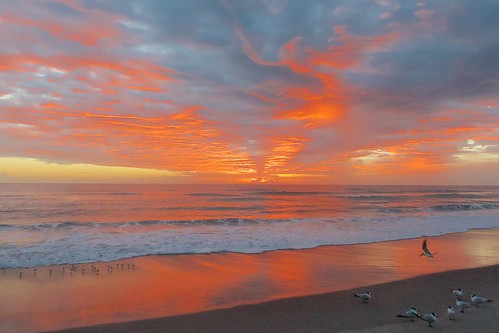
[1,184,499,268]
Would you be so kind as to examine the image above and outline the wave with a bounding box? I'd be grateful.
[431,202,499,211]
[2,213,499,269]
[249,191,332,196]
[1,218,288,231]
[416,186,499,193]
[377,207,422,213]
[342,195,409,201]
[378,201,499,213]
[187,192,238,197]
[106,192,138,196]
[159,205,266,211]
[422,193,488,199]
[3,198,499,232]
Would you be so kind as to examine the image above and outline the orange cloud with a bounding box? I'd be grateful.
[276,102,344,126]
[263,135,308,173]
[269,26,398,131]
[351,149,445,176]
[71,108,253,177]
[2,1,497,184]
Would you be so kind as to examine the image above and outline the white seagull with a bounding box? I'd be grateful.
[396,307,421,321]
[471,294,494,307]
[456,298,472,313]
[353,291,371,303]
[420,312,438,327]
[451,288,464,298]
[419,239,438,257]
[447,306,456,320]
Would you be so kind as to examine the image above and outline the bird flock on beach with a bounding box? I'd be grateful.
[10,262,136,279]
[353,239,495,328]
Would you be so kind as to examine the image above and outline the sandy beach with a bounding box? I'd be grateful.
[56,264,499,333]
[1,227,499,332]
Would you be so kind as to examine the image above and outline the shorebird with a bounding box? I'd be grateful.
[396,307,421,321]
[419,239,438,257]
[420,312,438,327]
[353,291,371,303]
[471,294,494,307]
[456,299,472,313]
[451,288,463,298]
[447,306,456,320]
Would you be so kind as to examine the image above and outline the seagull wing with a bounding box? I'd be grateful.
[422,239,428,252]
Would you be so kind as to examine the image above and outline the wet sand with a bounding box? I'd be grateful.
[56,264,499,333]
[1,227,498,332]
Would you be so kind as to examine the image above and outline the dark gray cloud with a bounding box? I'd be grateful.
[342,0,499,113]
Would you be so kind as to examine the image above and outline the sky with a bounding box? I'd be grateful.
[0,0,498,184]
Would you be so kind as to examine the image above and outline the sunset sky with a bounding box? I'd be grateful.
[1,0,498,184]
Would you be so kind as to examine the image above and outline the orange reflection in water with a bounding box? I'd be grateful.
[1,228,499,332]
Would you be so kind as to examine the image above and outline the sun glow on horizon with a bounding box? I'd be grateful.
[0,157,183,183]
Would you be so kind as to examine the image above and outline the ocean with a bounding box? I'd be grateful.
[1,184,499,269]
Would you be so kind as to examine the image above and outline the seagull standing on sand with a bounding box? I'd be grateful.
[471,294,494,307]
[456,299,472,313]
[353,291,371,303]
[420,312,438,327]
[419,239,438,257]
[451,288,463,298]
[447,306,456,320]
[396,307,421,321]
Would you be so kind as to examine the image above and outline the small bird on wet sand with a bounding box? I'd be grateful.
[419,239,438,257]
[471,294,493,307]
[396,307,421,321]
[456,299,472,313]
[353,291,371,303]
[420,312,438,327]
[451,288,463,298]
[447,306,456,320]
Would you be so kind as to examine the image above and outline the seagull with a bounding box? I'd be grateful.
[456,299,472,313]
[419,239,438,257]
[471,294,493,307]
[447,306,456,320]
[396,307,421,321]
[420,312,438,327]
[451,288,464,298]
[353,291,371,303]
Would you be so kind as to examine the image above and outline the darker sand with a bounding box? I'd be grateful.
[54,264,499,333]
[1,227,499,332]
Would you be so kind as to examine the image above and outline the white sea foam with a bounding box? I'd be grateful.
[1,212,499,268]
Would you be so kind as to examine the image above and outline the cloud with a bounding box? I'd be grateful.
[0,0,498,184]
[345,1,499,112]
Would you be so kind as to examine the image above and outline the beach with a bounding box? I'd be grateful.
[56,264,499,333]
[1,227,499,332]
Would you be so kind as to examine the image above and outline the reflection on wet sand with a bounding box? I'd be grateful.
[1,228,498,333]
